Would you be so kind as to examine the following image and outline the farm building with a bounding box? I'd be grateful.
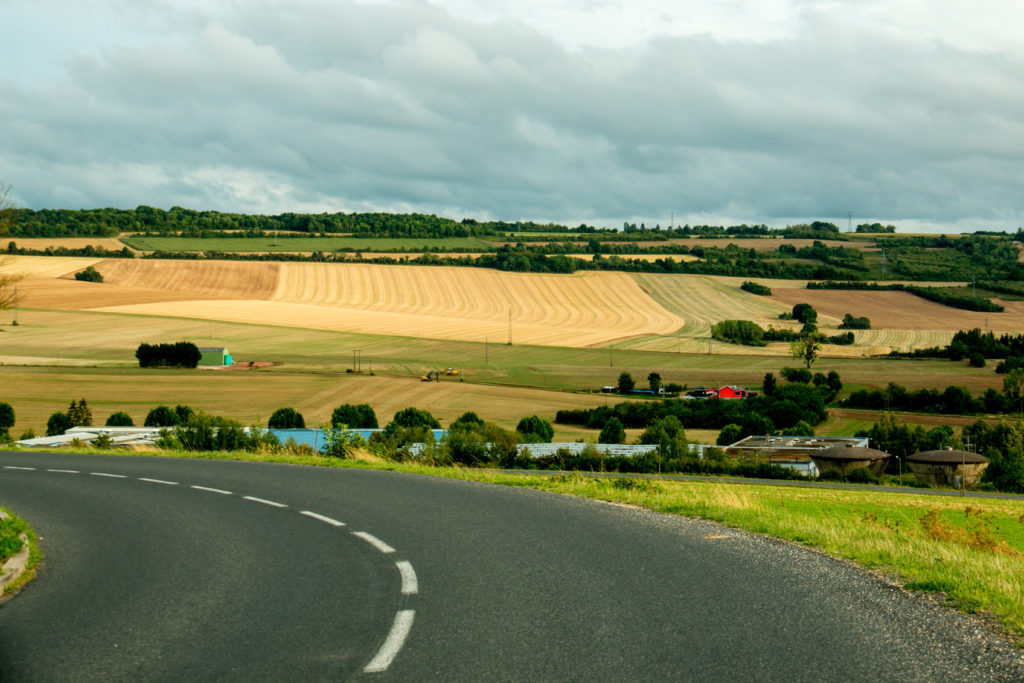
[906,448,988,488]
[198,347,232,366]
[810,444,891,477]
[724,436,870,476]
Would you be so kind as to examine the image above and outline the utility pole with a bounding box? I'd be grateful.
[848,211,852,233]
[12,286,18,325]
[507,309,512,345]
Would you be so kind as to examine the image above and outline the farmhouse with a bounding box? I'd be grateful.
[198,347,232,367]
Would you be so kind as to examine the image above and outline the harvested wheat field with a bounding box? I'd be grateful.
[4,237,131,252]
[771,288,1024,332]
[0,255,104,278]
[10,257,684,347]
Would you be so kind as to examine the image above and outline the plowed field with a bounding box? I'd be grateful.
[771,288,1024,332]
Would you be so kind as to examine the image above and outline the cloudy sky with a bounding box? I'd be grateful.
[2,0,1022,232]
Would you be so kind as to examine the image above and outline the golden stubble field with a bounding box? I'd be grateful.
[3,257,684,348]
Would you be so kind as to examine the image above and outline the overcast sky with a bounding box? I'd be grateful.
[2,0,1022,232]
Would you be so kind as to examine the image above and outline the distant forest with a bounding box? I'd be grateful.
[7,206,1024,282]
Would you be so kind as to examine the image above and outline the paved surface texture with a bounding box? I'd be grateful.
[2,450,1023,681]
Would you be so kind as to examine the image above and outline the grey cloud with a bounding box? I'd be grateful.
[1,0,1022,230]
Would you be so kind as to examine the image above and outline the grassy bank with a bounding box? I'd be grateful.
[0,507,40,595]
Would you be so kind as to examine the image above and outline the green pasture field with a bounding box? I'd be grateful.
[0,307,1008,436]
[121,235,495,253]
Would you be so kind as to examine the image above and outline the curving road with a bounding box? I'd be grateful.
[1,450,1023,681]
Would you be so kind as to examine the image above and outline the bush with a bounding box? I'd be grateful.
[516,415,554,443]
[330,403,378,429]
[268,407,305,429]
[969,352,986,368]
[740,281,772,296]
[74,266,103,282]
[46,411,73,436]
[839,313,871,329]
[711,320,766,346]
[781,367,812,384]
[145,405,181,427]
[321,426,365,458]
[105,411,134,427]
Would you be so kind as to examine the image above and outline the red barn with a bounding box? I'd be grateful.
[717,385,749,399]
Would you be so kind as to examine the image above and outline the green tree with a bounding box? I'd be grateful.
[0,402,14,438]
[105,411,134,427]
[791,303,818,324]
[451,411,484,428]
[1004,369,1024,416]
[516,415,554,443]
[762,372,777,396]
[46,411,73,436]
[598,417,625,444]
[331,403,378,429]
[387,407,441,433]
[617,372,635,393]
[647,372,662,394]
[145,405,181,427]
[67,398,92,427]
[717,423,743,446]
[268,407,305,429]
[790,334,822,369]
[74,266,103,282]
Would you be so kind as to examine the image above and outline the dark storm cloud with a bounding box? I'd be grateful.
[1,0,1022,230]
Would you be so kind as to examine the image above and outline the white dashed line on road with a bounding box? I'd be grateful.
[396,561,418,595]
[139,477,178,485]
[244,496,287,508]
[352,531,395,554]
[363,610,415,673]
[47,469,79,474]
[300,511,346,527]
[91,472,127,478]
[4,466,35,471]
[191,485,233,495]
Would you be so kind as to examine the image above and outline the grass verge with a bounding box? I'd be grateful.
[17,445,1024,641]
[0,507,41,596]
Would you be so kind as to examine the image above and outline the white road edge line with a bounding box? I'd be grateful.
[300,511,346,527]
[4,466,35,471]
[191,485,233,495]
[139,477,178,485]
[48,469,79,474]
[91,472,127,479]
[243,496,287,508]
[352,531,395,554]
[363,610,415,674]
[396,561,418,595]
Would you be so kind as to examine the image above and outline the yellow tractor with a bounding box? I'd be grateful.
[445,367,459,376]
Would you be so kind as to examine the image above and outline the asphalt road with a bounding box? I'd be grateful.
[2,450,1023,681]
